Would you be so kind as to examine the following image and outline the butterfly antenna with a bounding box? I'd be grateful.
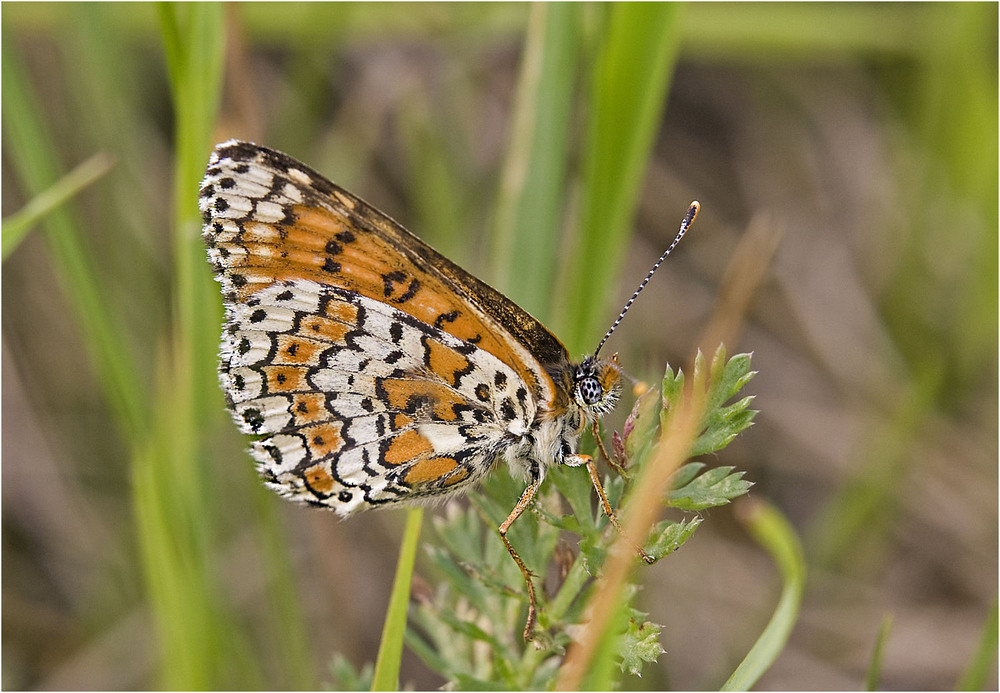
[593,201,700,358]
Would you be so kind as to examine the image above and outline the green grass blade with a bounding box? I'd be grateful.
[134,382,260,689]
[372,507,424,691]
[158,1,228,418]
[558,2,684,352]
[490,2,580,320]
[2,151,115,261]
[250,481,321,689]
[955,598,998,691]
[1,30,148,441]
[722,499,806,691]
[865,614,893,691]
[131,4,245,688]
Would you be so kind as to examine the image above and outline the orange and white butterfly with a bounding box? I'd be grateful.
[199,140,697,639]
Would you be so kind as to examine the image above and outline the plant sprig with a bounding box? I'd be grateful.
[407,346,757,688]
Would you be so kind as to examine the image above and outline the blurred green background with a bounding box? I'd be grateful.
[2,2,996,690]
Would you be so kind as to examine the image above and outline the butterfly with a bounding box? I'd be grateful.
[199,140,698,640]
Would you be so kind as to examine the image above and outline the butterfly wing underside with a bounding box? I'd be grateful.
[199,140,571,513]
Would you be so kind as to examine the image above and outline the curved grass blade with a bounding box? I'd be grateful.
[722,499,806,691]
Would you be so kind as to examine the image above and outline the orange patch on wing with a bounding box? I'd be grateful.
[443,467,470,486]
[425,339,471,387]
[404,457,458,486]
[379,378,466,421]
[274,335,323,365]
[264,365,308,392]
[392,413,414,429]
[383,430,433,466]
[298,314,350,342]
[304,422,343,458]
[303,463,335,494]
[322,299,358,323]
[292,207,348,241]
[429,310,483,345]
[290,393,329,425]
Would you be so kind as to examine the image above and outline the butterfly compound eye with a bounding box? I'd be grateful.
[576,375,604,406]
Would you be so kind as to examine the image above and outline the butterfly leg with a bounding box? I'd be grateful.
[498,475,542,641]
[566,454,656,565]
[591,419,628,478]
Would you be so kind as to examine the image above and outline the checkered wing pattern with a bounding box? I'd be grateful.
[199,141,573,513]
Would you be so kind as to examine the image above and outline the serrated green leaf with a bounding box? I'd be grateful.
[668,466,753,510]
[667,462,706,489]
[617,617,665,677]
[653,352,758,466]
[661,362,685,409]
[643,517,703,560]
[690,350,757,456]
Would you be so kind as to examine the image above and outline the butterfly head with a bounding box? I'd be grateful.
[573,354,623,417]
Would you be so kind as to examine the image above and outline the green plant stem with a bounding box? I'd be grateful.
[134,4,234,688]
[372,507,424,691]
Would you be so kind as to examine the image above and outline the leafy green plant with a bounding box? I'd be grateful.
[405,347,756,688]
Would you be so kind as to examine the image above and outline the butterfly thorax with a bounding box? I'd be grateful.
[502,355,622,482]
